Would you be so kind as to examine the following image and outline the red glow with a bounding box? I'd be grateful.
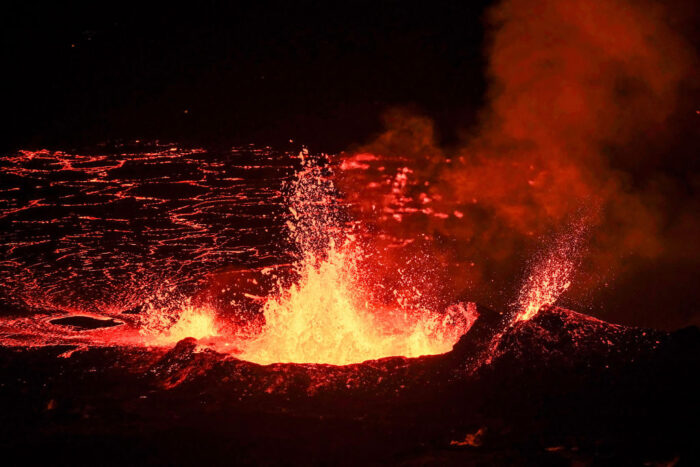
[235,151,475,364]
[513,224,584,322]
[0,147,475,364]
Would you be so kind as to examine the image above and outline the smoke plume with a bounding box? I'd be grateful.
[338,0,699,327]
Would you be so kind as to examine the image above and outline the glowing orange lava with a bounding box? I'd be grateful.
[514,226,582,322]
[139,300,220,345]
[236,152,474,364]
[238,241,474,364]
[514,257,572,322]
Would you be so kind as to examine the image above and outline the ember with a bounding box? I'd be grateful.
[514,222,584,322]
[141,301,220,345]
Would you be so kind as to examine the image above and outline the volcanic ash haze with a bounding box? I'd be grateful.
[338,0,699,327]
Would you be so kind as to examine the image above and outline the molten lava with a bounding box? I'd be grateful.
[515,253,574,322]
[514,225,583,322]
[140,300,220,345]
[107,149,474,365]
[239,241,474,365]
[238,152,474,364]
[0,145,574,364]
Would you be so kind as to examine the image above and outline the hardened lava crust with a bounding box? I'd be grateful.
[1,305,698,465]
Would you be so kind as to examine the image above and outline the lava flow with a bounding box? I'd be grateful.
[0,146,478,364]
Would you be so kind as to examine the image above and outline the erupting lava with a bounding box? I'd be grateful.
[238,151,474,364]
[514,256,573,322]
[0,145,576,364]
[513,221,585,322]
[140,300,220,345]
[512,221,585,322]
[108,149,474,364]
[239,241,475,365]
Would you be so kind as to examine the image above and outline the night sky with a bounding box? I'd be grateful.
[3,0,489,152]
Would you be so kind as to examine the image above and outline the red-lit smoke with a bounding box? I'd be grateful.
[338,0,698,320]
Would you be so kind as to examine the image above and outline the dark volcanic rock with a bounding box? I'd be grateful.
[120,304,145,315]
[49,315,123,330]
[1,305,698,465]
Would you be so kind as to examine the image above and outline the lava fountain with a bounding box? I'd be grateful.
[236,151,475,364]
[0,146,573,363]
[511,217,588,323]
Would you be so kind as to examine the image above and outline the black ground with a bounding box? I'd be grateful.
[1,305,698,465]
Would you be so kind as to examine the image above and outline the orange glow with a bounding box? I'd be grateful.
[237,152,474,365]
[140,300,220,345]
[337,0,695,313]
[514,227,581,322]
[239,241,474,365]
[514,256,573,322]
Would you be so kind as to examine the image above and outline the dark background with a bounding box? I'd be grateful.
[2,0,488,153]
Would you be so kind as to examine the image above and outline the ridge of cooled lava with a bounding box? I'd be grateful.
[1,303,697,464]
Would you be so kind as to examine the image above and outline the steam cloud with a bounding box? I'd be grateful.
[339,0,699,325]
